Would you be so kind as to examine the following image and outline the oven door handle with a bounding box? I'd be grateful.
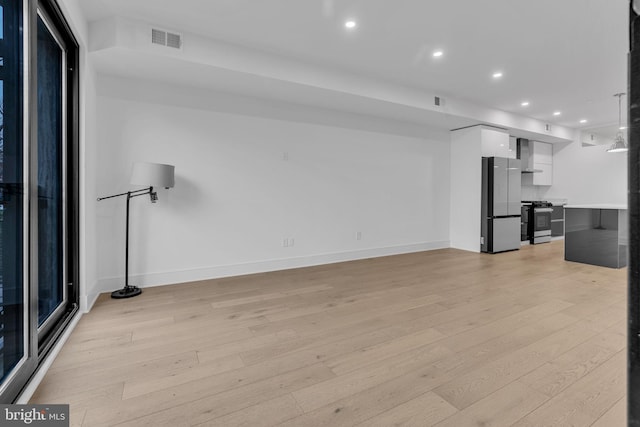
[534,208,554,213]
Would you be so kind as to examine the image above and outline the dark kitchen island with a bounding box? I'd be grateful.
[564,204,628,268]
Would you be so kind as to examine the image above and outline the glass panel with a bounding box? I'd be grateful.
[37,16,64,326]
[0,0,25,383]
[536,214,549,229]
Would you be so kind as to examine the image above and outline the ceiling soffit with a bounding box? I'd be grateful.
[89,16,575,143]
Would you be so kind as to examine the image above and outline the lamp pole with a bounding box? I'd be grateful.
[125,190,131,290]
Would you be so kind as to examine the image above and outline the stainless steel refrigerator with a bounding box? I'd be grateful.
[481,157,521,253]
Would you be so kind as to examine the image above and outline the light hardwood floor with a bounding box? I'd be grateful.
[30,241,627,426]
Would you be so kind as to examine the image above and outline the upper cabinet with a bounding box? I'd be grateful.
[532,141,552,165]
[531,141,553,186]
[480,128,515,159]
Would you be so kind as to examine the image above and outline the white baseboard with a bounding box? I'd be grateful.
[81,291,100,313]
[97,241,450,293]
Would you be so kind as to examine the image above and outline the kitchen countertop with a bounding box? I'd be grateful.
[547,198,568,206]
[564,204,627,210]
[520,199,568,206]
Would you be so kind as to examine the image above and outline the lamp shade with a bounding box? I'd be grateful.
[130,162,175,188]
[606,133,628,153]
[608,93,629,153]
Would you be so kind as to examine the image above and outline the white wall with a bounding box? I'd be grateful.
[81,60,99,311]
[449,127,483,252]
[539,131,627,205]
[94,76,451,295]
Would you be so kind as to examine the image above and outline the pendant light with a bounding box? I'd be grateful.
[607,92,628,153]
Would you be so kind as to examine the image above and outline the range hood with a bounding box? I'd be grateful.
[516,138,542,173]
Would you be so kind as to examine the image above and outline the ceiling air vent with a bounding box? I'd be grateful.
[151,28,182,49]
[166,32,182,49]
[151,28,166,45]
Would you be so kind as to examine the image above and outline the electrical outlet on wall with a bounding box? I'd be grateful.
[282,237,295,247]
[356,231,362,240]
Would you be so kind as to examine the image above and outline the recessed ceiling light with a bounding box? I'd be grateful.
[553,111,561,116]
[345,20,357,29]
[521,101,530,107]
[620,126,627,130]
[579,119,588,124]
[492,72,503,79]
[432,50,444,58]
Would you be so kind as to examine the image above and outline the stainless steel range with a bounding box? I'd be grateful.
[526,201,553,244]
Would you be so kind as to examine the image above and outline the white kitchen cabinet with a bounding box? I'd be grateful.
[532,141,552,165]
[480,128,511,158]
[531,141,553,185]
[532,163,553,185]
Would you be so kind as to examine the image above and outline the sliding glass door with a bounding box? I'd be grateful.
[0,0,78,403]
[36,8,66,335]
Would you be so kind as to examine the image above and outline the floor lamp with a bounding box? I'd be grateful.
[98,162,175,299]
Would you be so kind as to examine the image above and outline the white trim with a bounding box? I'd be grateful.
[81,289,100,313]
[15,312,83,404]
[97,241,450,292]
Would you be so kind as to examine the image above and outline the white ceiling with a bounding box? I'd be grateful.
[79,0,629,131]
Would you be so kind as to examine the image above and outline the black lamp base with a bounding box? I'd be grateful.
[111,286,142,299]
